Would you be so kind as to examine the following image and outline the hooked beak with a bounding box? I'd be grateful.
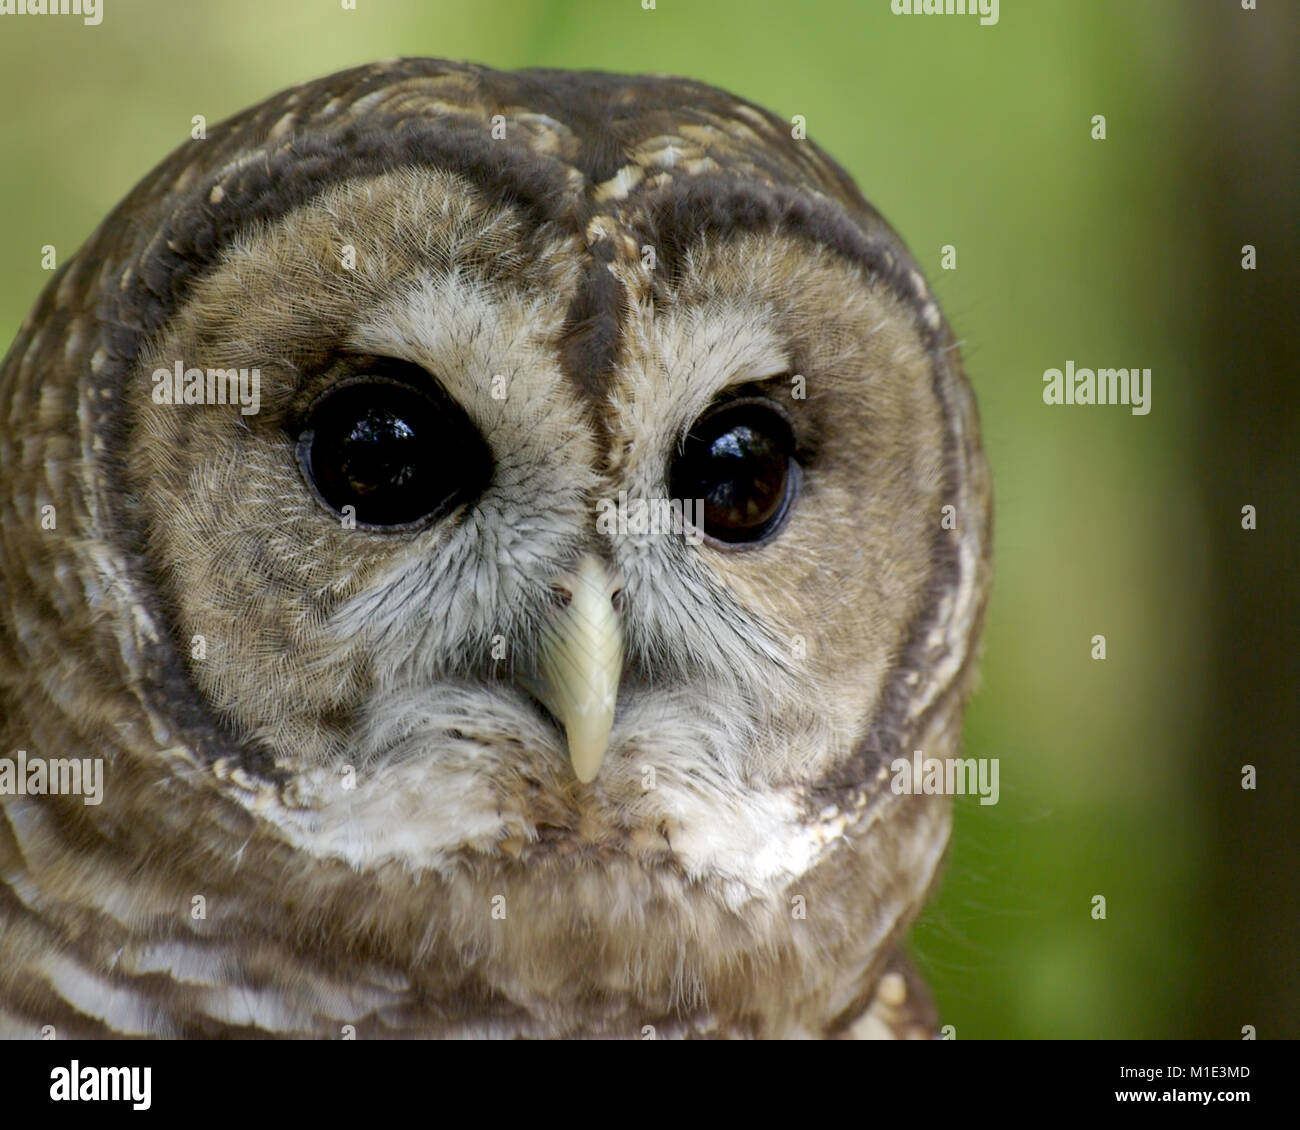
[532,554,624,783]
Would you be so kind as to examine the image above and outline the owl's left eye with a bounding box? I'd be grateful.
[296,374,492,529]
[670,397,800,545]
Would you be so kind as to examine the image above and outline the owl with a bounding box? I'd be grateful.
[0,58,990,1039]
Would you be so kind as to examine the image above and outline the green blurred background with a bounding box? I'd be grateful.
[1,0,1294,1038]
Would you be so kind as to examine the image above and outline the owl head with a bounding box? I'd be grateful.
[0,59,990,1037]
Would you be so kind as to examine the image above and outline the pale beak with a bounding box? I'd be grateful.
[533,554,624,783]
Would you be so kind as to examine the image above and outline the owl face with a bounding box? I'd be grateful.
[0,60,989,1037]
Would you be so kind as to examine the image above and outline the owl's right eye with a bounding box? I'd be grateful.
[296,374,492,529]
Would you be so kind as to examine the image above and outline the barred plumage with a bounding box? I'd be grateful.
[0,58,989,1038]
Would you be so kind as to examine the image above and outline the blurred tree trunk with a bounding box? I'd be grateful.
[1194,0,1299,1041]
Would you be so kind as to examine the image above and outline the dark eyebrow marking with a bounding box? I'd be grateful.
[557,261,624,403]
[633,175,944,350]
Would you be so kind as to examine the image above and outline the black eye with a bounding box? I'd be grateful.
[296,373,491,529]
[670,397,799,545]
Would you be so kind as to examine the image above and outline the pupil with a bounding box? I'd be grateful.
[673,399,796,544]
[340,409,417,495]
[297,369,493,529]
[704,427,785,526]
